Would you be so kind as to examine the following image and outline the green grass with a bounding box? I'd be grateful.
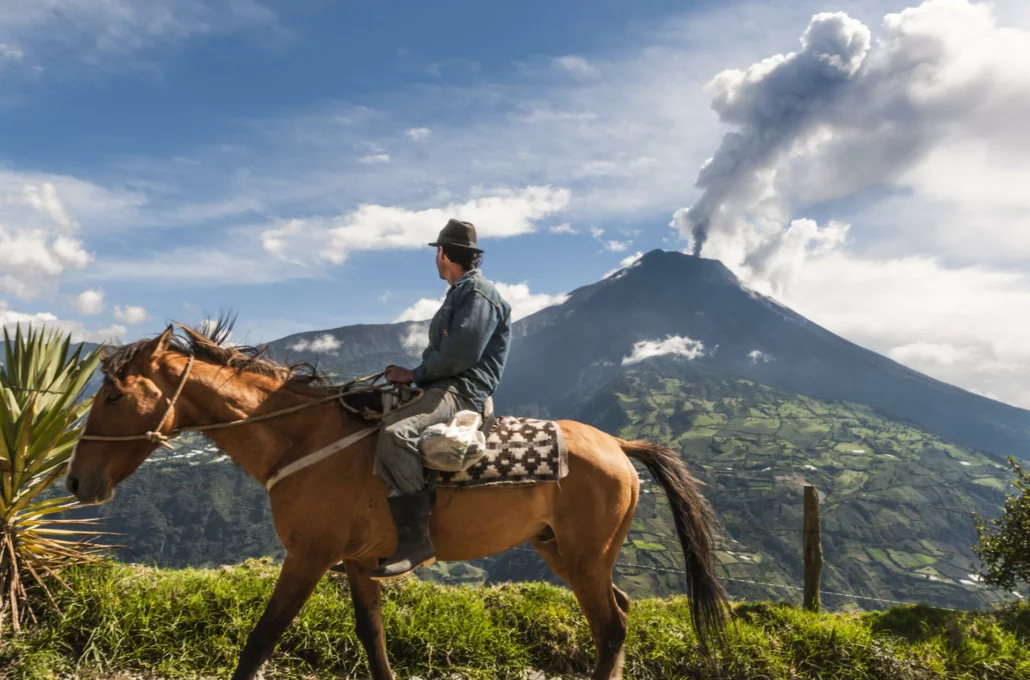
[2,561,1029,679]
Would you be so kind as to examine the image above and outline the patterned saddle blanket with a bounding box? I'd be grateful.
[436,416,569,489]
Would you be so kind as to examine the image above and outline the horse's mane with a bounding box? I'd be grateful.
[101,313,328,388]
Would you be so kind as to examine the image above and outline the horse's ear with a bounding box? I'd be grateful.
[143,325,175,359]
[176,323,213,348]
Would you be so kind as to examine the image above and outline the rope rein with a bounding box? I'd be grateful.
[78,357,423,451]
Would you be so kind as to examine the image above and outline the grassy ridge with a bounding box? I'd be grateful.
[2,560,1029,679]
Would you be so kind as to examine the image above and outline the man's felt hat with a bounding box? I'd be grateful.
[429,219,483,253]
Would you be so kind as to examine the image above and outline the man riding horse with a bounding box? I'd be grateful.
[372,218,512,580]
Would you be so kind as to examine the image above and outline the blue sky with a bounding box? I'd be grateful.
[3,0,1030,407]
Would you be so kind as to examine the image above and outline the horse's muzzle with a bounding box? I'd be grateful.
[65,474,113,505]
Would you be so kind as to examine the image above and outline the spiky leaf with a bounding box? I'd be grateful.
[0,324,107,635]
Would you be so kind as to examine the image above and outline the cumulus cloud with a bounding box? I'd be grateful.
[113,305,148,325]
[494,283,568,320]
[360,154,391,164]
[400,322,429,355]
[393,281,567,323]
[405,127,432,141]
[13,182,77,229]
[0,300,125,343]
[289,333,341,353]
[623,336,706,365]
[604,251,644,278]
[748,349,774,364]
[549,223,578,234]
[74,289,104,315]
[262,186,570,265]
[394,297,445,323]
[605,240,630,253]
[0,224,92,298]
[777,252,1030,408]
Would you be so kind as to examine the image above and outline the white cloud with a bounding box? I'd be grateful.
[768,251,1030,409]
[618,251,644,268]
[605,240,630,253]
[289,333,341,353]
[0,170,145,237]
[604,251,644,278]
[0,223,92,299]
[494,283,568,321]
[554,55,597,78]
[74,289,104,315]
[262,185,570,265]
[400,322,429,356]
[748,349,774,364]
[549,222,578,234]
[12,182,77,229]
[0,43,23,63]
[406,127,432,141]
[113,305,148,325]
[360,154,391,164]
[0,300,125,344]
[623,336,706,365]
[394,281,567,323]
[590,227,605,239]
[0,0,276,69]
[703,218,850,296]
[888,343,975,367]
[394,297,444,323]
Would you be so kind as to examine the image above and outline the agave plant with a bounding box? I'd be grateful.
[0,325,109,635]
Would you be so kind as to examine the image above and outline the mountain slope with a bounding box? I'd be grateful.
[495,249,1030,461]
[267,321,425,380]
[569,360,1011,608]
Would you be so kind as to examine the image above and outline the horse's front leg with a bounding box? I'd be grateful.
[231,550,330,680]
[344,560,395,680]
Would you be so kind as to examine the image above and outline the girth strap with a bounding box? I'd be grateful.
[265,426,379,491]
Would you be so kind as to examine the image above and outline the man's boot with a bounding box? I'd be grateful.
[370,490,436,580]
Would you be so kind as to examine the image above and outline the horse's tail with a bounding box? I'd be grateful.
[617,438,728,653]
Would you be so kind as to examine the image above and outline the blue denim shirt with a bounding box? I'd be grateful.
[411,269,511,411]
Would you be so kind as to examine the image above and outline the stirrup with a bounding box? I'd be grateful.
[369,554,436,581]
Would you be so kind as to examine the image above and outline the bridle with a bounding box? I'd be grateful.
[77,354,422,451]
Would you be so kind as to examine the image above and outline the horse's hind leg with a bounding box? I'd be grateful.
[231,550,330,680]
[533,504,636,679]
[613,585,631,616]
[343,560,395,680]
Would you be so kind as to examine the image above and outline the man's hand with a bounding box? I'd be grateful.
[384,365,414,384]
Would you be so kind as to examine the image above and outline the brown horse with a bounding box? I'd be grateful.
[65,322,726,680]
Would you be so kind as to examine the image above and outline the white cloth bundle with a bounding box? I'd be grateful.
[419,410,488,472]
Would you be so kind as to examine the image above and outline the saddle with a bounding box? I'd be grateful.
[338,379,565,490]
[338,384,496,436]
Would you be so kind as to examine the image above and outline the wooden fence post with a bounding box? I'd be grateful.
[803,485,823,612]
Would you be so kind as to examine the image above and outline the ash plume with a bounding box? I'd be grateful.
[675,11,871,255]
[674,0,1030,291]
